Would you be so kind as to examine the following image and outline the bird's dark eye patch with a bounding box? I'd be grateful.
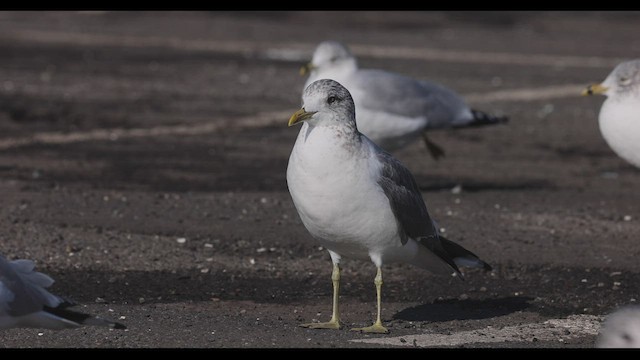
[327,96,338,104]
[619,76,631,85]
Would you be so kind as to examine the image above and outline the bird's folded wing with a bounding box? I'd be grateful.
[354,69,467,126]
[375,150,439,245]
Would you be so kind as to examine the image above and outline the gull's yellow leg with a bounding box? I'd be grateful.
[300,263,341,330]
[351,267,389,334]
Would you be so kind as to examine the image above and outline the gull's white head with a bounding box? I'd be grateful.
[584,59,640,99]
[288,79,357,129]
[300,41,358,76]
[596,305,640,348]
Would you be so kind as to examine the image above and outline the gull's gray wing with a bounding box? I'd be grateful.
[0,255,63,317]
[352,69,471,127]
[374,148,491,274]
[375,149,439,245]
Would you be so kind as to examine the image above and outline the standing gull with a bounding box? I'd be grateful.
[0,253,125,330]
[286,79,491,333]
[583,59,640,169]
[300,41,508,159]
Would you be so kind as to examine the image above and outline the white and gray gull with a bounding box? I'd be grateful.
[301,41,508,160]
[0,253,125,330]
[596,305,640,348]
[286,79,491,333]
[583,59,640,169]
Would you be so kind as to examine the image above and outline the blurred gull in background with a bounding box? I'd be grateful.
[300,41,508,160]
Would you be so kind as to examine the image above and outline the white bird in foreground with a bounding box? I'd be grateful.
[583,59,640,169]
[0,253,125,330]
[596,305,640,348]
[300,41,508,160]
[286,79,491,333]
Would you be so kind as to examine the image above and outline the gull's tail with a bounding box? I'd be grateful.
[455,109,509,128]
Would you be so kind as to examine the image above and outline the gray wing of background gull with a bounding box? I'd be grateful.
[352,69,477,129]
[375,150,492,275]
[0,254,125,330]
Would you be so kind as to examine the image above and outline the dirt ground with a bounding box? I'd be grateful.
[0,11,639,349]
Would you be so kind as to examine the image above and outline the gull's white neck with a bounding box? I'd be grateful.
[289,122,363,166]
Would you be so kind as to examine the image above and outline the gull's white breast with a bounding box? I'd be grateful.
[286,124,403,260]
[599,97,640,168]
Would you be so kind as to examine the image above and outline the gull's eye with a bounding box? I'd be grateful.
[619,76,632,85]
[327,96,338,104]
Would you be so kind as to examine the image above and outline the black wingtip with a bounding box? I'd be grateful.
[112,322,127,330]
[465,109,509,127]
[439,235,492,272]
[482,262,493,272]
[44,306,127,330]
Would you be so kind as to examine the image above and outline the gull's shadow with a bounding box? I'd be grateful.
[394,296,533,322]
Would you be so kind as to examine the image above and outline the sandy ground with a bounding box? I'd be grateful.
[0,11,639,348]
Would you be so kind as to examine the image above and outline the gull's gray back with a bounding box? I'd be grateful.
[352,69,473,128]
